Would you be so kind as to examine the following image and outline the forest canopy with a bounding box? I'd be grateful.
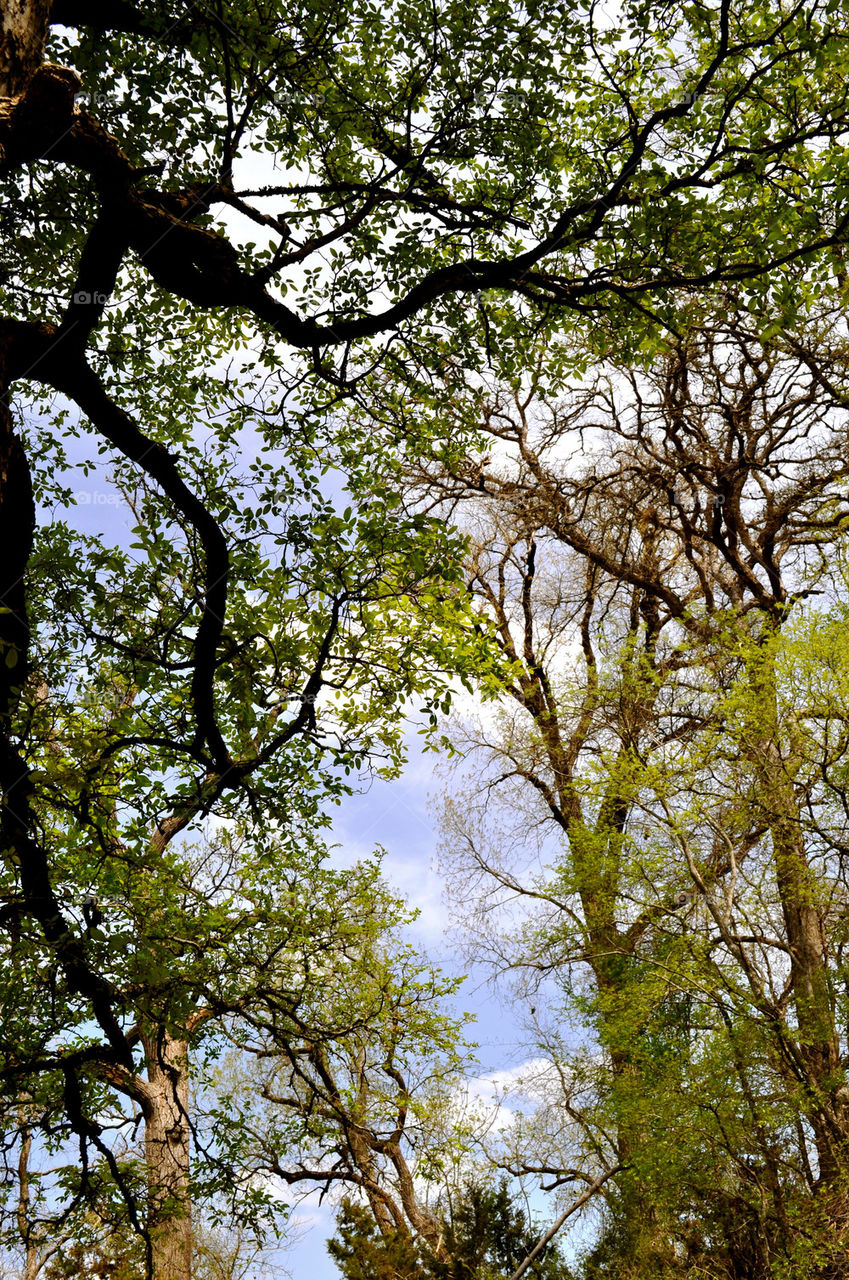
[2,1,849,1278]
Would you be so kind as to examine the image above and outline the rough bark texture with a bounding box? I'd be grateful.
[142,1034,192,1280]
[0,60,79,174]
[0,0,51,96]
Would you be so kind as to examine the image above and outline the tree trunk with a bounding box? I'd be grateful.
[18,1124,40,1280]
[765,750,849,1179]
[751,645,849,1195]
[0,0,51,96]
[142,1033,192,1280]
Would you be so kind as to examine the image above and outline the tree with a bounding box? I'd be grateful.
[3,4,849,1278]
[328,1179,575,1280]
[0,453,475,1274]
[202,878,473,1263]
[395,304,849,1275]
[327,1198,429,1280]
[2,846,478,1276]
[434,1179,575,1280]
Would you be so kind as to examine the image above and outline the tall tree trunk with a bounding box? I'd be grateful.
[764,755,849,1179]
[751,641,849,1195]
[18,1123,40,1280]
[142,1033,192,1280]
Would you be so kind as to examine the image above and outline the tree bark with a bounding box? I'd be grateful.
[142,1033,192,1280]
[18,1124,40,1280]
[0,0,51,96]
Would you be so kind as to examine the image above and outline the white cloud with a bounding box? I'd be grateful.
[455,1056,556,1134]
